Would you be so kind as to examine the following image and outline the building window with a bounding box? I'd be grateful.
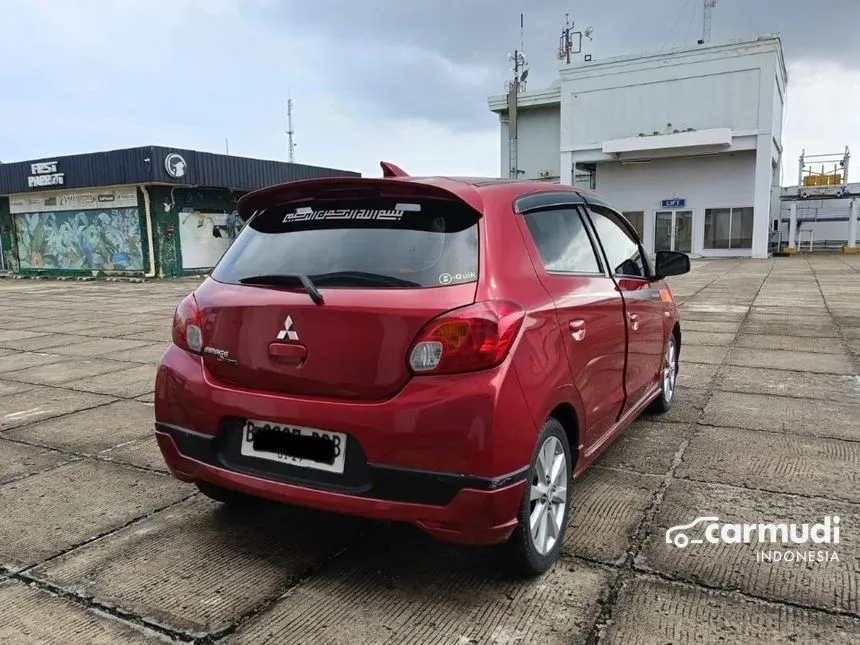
[704,207,754,249]
[623,211,644,239]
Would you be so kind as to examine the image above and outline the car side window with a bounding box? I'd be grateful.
[586,205,648,279]
[522,208,603,275]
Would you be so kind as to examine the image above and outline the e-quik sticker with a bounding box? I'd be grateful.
[438,271,477,285]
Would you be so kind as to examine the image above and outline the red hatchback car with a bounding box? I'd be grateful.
[154,163,690,575]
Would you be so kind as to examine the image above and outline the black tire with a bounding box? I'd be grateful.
[196,480,257,505]
[648,333,679,414]
[502,417,573,577]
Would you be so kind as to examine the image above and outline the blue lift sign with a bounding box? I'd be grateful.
[661,198,686,208]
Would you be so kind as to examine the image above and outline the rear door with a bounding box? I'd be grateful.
[517,204,628,443]
[584,203,666,411]
[197,180,482,400]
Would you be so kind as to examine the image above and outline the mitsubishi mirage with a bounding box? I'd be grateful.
[154,162,691,575]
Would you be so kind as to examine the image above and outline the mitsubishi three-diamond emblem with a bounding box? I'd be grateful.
[276,316,299,341]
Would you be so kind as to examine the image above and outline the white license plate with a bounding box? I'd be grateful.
[240,419,347,474]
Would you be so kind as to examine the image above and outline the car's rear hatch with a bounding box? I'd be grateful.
[197,177,484,400]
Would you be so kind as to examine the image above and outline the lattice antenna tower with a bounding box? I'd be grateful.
[286,93,296,163]
[702,0,718,44]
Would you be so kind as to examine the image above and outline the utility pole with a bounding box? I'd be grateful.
[701,0,717,44]
[506,14,528,179]
[286,93,296,163]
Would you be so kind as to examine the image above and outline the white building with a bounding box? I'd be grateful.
[488,35,788,258]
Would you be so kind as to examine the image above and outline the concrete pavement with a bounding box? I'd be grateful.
[1,256,859,644]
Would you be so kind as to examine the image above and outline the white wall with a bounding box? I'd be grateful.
[596,152,757,255]
[500,106,561,180]
[565,69,761,147]
[557,38,785,152]
[595,153,756,211]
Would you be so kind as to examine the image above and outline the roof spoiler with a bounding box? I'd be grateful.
[380,161,409,178]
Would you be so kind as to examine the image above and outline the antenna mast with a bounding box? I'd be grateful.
[286,93,296,163]
[702,0,717,44]
[557,12,594,65]
[506,13,529,179]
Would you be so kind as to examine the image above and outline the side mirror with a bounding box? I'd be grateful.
[654,250,690,279]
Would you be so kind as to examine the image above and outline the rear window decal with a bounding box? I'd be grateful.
[438,271,477,285]
[282,208,405,223]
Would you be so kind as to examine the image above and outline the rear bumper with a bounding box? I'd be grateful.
[156,426,525,545]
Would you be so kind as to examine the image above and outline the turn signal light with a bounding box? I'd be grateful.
[172,293,203,354]
[408,301,525,375]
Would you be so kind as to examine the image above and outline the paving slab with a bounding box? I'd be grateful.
[46,338,157,358]
[741,321,840,337]
[637,479,859,616]
[135,392,156,403]
[29,496,370,636]
[223,528,615,645]
[0,351,67,374]
[0,579,160,645]
[0,438,75,484]
[676,331,736,347]
[99,343,168,365]
[724,347,856,375]
[675,361,719,389]
[4,400,154,454]
[642,387,708,424]
[0,460,191,571]
[0,334,94,352]
[0,387,115,431]
[677,426,860,503]
[564,468,663,564]
[1,357,141,386]
[702,391,860,442]
[676,320,741,334]
[594,421,691,476]
[713,365,860,404]
[0,330,49,343]
[735,333,847,354]
[678,345,729,365]
[66,364,157,399]
[603,576,860,645]
[0,380,35,397]
[99,436,167,473]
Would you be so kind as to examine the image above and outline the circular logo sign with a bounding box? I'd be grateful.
[438,273,453,285]
[164,153,187,179]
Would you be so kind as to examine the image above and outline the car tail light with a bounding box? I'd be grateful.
[408,301,525,375]
[172,294,203,354]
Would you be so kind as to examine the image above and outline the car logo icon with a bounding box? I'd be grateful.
[665,516,719,548]
[277,316,299,341]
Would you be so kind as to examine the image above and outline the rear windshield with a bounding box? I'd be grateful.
[211,197,479,288]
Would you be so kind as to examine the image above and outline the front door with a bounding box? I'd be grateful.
[587,204,667,412]
[655,210,693,253]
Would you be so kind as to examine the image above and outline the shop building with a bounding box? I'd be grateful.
[0,146,358,277]
[488,35,787,258]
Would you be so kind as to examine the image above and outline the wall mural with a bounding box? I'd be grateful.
[15,208,144,271]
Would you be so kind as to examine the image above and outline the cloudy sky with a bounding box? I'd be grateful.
[1,0,858,184]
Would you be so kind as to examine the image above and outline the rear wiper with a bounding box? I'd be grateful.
[238,273,325,305]
[309,271,421,288]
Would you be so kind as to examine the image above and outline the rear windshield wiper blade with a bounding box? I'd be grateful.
[238,274,325,305]
[309,271,421,288]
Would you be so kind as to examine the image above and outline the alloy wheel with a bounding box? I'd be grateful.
[528,436,568,555]
[663,337,677,403]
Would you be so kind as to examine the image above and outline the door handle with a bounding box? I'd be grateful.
[627,313,640,331]
[569,319,586,341]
